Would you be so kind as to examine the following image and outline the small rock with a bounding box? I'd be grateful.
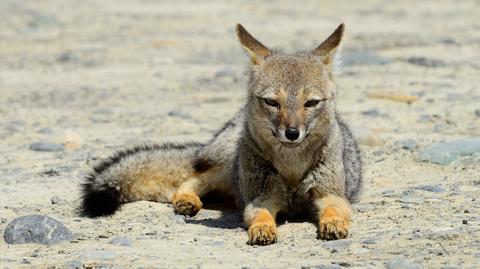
[171,215,186,224]
[427,228,461,240]
[361,109,380,117]
[462,220,468,225]
[109,237,133,247]
[386,258,423,269]
[416,138,480,165]
[362,237,380,244]
[414,185,445,193]
[1,217,7,224]
[4,215,73,245]
[167,110,191,119]
[396,197,424,205]
[64,260,82,269]
[80,249,117,261]
[396,139,417,150]
[407,56,445,68]
[214,66,236,78]
[342,50,391,66]
[37,128,53,134]
[51,196,61,204]
[209,240,225,247]
[323,239,352,252]
[417,115,433,123]
[29,142,64,152]
[372,150,384,156]
[475,109,480,117]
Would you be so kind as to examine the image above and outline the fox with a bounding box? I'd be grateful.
[79,23,362,246]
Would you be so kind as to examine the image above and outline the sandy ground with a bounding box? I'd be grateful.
[1,0,480,268]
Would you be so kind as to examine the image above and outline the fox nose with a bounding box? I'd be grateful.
[285,128,300,141]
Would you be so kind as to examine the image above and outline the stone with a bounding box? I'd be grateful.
[362,237,380,244]
[322,239,352,252]
[417,114,433,123]
[64,260,83,269]
[341,50,391,66]
[4,215,73,245]
[171,214,186,224]
[209,240,225,247]
[361,109,380,117]
[396,139,417,150]
[407,56,445,68]
[167,110,191,119]
[109,237,133,247]
[50,196,60,204]
[475,109,480,117]
[80,249,117,261]
[416,138,480,165]
[427,228,461,240]
[414,184,445,193]
[386,258,423,269]
[29,142,64,152]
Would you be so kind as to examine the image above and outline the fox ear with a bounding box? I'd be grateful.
[236,24,271,65]
[313,23,345,65]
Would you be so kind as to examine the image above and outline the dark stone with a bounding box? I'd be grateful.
[386,258,423,269]
[4,215,73,245]
[361,109,380,117]
[407,57,445,68]
[29,142,64,152]
[416,138,480,165]
[414,185,445,193]
[109,237,133,247]
[342,50,391,66]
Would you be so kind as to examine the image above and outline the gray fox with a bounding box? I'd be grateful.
[79,23,362,245]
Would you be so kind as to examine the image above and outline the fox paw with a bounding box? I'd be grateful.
[172,191,202,217]
[247,222,277,246]
[317,216,349,240]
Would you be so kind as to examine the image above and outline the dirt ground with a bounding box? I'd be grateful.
[1,0,479,268]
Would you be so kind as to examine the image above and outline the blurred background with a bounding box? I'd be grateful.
[0,0,479,268]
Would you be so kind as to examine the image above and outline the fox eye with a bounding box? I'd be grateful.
[264,98,280,108]
[304,100,320,108]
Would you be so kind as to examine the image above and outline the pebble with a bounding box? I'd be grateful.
[171,214,186,224]
[395,139,417,150]
[362,237,380,244]
[475,109,480,117]
[414,184,445,193]
[322,239,352,252]
[167,110,191,119]
[407,56,445,68]
[36,127,53,134]
[51,196,61,204]
[361,109,380,117]
[417,114,433,123]
[109,237,133,247]
[64,260,83,269]
[29,142,64,152]
[209,240,225,247]
[416,138,480,165]
[341,50,391,66]
[427,228,461,240]
[80,249,117,261]
[386,258,423,269]
[4,215,73,245]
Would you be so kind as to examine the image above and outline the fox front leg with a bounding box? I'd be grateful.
[313,194,351,240]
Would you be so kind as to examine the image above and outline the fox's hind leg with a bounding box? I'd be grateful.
[172,161,231,216]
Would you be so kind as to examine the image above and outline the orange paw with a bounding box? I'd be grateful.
[172,190,202,217]
[318,207,349,240]
[247,209,277,245]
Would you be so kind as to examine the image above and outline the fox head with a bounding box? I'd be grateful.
[236,23,344,148]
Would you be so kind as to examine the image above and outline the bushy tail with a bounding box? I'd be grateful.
[78,143,203,217]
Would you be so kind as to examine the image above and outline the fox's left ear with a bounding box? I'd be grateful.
[313,23,345,65]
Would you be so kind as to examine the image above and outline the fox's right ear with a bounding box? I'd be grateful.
[235,24,271,65]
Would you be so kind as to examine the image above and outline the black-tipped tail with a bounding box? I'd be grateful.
[78,183,121,217]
